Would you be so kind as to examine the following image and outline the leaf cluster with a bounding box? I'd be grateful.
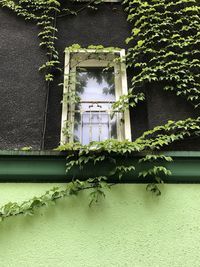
[0,1,105,82]
[123,0,200,107]
[0,178,112,222]
[0,0,62,81]
[57,116,200,194]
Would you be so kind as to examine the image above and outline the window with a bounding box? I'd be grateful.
[60,48,131,145]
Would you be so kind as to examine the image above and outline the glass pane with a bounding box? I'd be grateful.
[73,111,118,145]
[74,67,117,144]
[76,67,115,101]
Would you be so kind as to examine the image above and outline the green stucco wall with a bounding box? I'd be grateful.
[0,183,199,267]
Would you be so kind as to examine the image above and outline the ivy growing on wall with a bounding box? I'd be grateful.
[124,0,200,108]
[0,0,61,81]
[0,0,200,221]
[0,0,103,81]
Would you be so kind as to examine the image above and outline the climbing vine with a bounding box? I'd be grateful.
[0,0,103,81]
[0,179,112,221]
[0,0,61,81]
[124,0,200,107]
[0,0,200,221]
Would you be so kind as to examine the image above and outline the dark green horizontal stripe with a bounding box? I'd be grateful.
[0,150,199,183]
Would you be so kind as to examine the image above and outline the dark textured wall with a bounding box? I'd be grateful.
[0,9,46,149]
[146,86,200,150]
[0,3,199,150]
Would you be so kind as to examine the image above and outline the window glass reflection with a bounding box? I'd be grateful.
[76,67,115,101]
[74,67,117,144]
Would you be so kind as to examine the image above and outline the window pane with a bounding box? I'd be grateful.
[76,67,115,101]
[74,67,117,144]
[73,111,118,144]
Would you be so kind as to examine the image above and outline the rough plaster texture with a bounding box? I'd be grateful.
[0,9,47,149]
[0,184,200,267]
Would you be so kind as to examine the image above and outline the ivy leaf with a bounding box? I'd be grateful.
[137,40,145,47]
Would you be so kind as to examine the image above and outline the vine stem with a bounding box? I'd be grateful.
[0,183,116,221]
[57,0,99,19]
[41,10,58,149]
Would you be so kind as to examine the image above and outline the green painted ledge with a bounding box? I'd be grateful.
[0,150,200,183]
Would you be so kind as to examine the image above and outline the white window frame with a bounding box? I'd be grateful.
[60,48,131,144]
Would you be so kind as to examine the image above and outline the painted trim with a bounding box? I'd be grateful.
[0,151,200,183]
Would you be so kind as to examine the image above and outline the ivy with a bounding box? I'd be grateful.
[56,116,200,195]
[0,0,61,81]
[0,178,112,221]
[0,0,104,81]
[123,0,200,107]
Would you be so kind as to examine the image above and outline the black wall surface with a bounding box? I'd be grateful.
[0,8,46,149]
[0,3,199,150]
